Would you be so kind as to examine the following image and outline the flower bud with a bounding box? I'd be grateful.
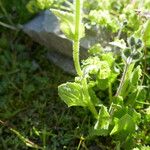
[123,20,128,26]
[128,36,135,47]
[131,51,141,60]
[136,39,142,49]
[123,48,131,58]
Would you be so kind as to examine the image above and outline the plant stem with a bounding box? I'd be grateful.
[82,78,98,119]
[73,0,98,119]
[115,53,135,97]
[115,62,129,97]
[0,21,17,30]
[77,136,84,150]
[73,0,82,76]
[109,83,112,103]
[141,46,147,84]
[72,0,97,118]
[117,24,123,39]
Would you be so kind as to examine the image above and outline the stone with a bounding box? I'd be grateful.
[23,10,110,74]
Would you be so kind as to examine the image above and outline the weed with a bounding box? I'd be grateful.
[0,0,150,149]
[56,0,150,149]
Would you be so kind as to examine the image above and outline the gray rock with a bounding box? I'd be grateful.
[47,51,76,75]
[23,10,99,74]
[23,10,110,74]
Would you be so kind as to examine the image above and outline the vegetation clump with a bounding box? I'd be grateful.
[0,0,150,149]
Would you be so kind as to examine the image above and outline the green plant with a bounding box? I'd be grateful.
[26,0,72,13]
[53,0,150,149]
[1,0,149,149]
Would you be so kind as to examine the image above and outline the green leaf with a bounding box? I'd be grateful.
[51,9,85,40]
[135,88,147,108]
[108,70,118,84]
[110,114,135,138]
[128,108,141,123]
[93,105,110,136]
[101,52,115,67]
[51,9,74,22]
[143,20,150,47]
[97,78,109,90]
[60,21,75,40]
[27,0,53,13]
[112,96,123,107]
[58,82,86,107]
[88,10,119,32]
[97,61,111,79]
[82,57,111,79]
[109,39,126,49]
[88,87,102,106]
[131,66,142,85]
[98,68,118,91]
[126,90,138,106]
[126,63,135,77]
[88,44,103,55]
[120,63,135,97]
[51,9,74,39]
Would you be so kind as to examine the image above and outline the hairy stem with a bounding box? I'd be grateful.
[115,63,129,97]
[82,78,98,119]
[73,0,82,76]
[109,83,112,103]
[73,0,98,118]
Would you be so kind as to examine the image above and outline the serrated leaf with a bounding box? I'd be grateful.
[51,8,74,23]
[58,82,87,107]
[27,0,53,13]
[89,127,109,137]
[88,44,103,55]
[93,105,110,136]
[83,64,99,77]
[82,57,111,80]
[51,9,85,40]
[131,65,142,85]
[110,114,135,137]
[101,52,115,67]
[98,61,111,79]
[60,21,75,39]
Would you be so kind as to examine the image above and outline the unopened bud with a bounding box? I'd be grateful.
[128,36,135,47]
